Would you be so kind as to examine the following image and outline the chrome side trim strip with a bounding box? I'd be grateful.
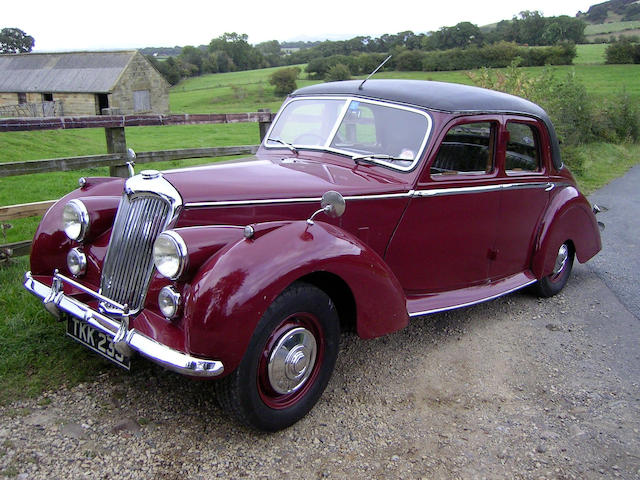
[186,197,323,208]
[185,192,413,208]
[413,182,552,197]
[24,271,224,377]
[408,278,537,317]
[184,182,565,208]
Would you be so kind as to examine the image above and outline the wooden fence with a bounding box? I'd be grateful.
[0,110,274,257]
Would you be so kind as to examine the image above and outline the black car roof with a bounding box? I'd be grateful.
[291,79,562,169]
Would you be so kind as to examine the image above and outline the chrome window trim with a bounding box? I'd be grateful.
[263,96,433,172]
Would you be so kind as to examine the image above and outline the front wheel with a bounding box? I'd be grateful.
[532,242,575,297]
[215,282,340,431]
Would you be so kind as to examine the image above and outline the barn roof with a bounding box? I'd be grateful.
[0,51,138,93]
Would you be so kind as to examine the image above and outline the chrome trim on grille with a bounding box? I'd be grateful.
[99,172,182,315]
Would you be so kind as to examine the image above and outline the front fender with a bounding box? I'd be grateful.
[532,185,602,278]
[182,220,408,374]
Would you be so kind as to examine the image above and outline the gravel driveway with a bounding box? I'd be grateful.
[2,172,639,479]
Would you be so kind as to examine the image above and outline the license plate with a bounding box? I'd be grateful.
[66,317,130,370]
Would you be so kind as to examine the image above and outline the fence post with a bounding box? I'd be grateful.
[103,108,129,178]
[258,108,272,142]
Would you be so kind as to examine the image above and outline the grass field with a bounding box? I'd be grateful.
[584,20,640,35]
[1,62,640,406]
[575,43,608,64]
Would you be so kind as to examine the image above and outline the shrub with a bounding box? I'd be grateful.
[467,64,639,146]
[325,63,351,82]
[269,67,300,96]
[605,39,640,64]
[395,50,425,71]
[422,42,575,72]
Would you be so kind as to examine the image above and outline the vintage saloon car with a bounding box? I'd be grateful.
[24,80,601,431]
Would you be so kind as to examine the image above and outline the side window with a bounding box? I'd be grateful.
[506,122,540,173]
[431,122,495,175]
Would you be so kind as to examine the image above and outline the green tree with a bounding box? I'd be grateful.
[208,32,264,70]
[269,67,300,95]
[542,16,586,44]
[256,40,283,67]
[325,64,351,82]
[427,22,483,50]
[512,11,547,45]
[0,27,34,53]
[179,45,204,75]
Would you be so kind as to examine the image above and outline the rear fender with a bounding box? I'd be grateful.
[532,186,602,278]
[182,220,408,373]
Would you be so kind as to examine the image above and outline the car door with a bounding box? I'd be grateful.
[489,117,551,280]
[385,117,502,293]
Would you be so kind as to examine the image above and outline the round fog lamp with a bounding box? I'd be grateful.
[67,248,87,276]
[158,286,181,319]
[62,199,90,241]
[153,231,187,280]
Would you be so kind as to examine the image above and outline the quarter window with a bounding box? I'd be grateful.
[431,122,495,175]
[506,122,540,172]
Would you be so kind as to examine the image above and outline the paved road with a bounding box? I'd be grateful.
[589,164,640,320]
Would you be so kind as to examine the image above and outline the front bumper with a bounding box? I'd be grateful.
[23,271,224,378]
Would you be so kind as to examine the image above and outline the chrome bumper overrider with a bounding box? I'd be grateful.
[23,271,224,378]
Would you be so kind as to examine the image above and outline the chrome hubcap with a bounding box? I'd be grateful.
[267,327,317,395]
[553,244,569,276]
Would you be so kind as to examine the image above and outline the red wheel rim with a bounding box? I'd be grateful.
[257,312,325,409]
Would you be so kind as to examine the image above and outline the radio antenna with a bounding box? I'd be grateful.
[358,55,392,90]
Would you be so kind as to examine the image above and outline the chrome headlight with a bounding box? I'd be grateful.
[66,248,87,276]
[62,199,90,241]
[158,285,181,319]
[153,231,187,280]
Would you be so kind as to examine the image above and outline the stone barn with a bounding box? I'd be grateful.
[0,51,169,117]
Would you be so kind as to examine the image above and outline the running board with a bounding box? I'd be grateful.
[407,271,538,317]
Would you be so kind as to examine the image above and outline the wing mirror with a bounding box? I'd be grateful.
[307,191,346,225]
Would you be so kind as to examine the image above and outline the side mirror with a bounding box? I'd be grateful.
[307,191,346,225]
[321,190,346,218]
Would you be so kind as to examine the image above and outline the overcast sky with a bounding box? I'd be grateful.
[4,0,596,52]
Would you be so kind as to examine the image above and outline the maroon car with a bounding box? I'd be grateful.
[24,80,602,431]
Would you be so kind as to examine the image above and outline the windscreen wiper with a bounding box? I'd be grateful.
[267,137,298,155]
[351,153,406,164]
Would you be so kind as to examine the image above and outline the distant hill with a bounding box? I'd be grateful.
[579,0,640,24]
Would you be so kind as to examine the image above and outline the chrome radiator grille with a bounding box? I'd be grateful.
[100,193,171,314]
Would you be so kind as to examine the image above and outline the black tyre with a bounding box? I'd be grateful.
[532,242,575,297]
[215,282,340,431]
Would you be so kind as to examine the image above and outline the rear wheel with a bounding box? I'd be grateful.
[215,282,340,431]
[533,242,574,297]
